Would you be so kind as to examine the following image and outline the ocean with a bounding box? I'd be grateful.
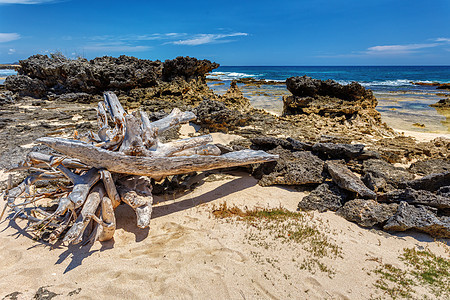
[207,66,450,134]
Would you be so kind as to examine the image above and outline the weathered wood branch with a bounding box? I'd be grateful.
[37,137,278,178]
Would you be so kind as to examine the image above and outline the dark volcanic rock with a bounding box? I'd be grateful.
[325,160,377,199]
[430,98,450,108]
[377,188,450,210]
[298,182,347,212]
[162,56,219,82]
[7,54,219,96]
[0,90,15,105]
[250,137,312,152]
[286,76,370,101]
[362,159,414,192]
[337,199,398,227]
[5,74,46,98]
[408,158,450,175]
[283,76,378,116]
[384,202,450,238]
[407,171,450,192]
[437,186,450,198]
[312,142,365,159]
[193,99,248,132]
[258,147,324,186]
[48,92,95,103]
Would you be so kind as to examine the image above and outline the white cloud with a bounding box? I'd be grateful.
[0,0,56,4]
[170,32,248,46]
[366,43,438,55]
[435,37,450,43]
[8,48,16,54]
[0,33,20,43]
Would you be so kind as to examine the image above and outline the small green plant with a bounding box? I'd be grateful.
[372,246,450,299]
[212,202,342,277]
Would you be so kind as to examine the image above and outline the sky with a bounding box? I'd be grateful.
[0,0,449,65]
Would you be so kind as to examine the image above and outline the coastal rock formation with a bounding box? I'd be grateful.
[408,158,450,175]
[298,182,347,212]
[312,142,365,159]
[257,147,324,186]
[325,160,377,199]
[430,98,450,108]
[193,99,248,133]
[406,171,450,192]
[337,199,398,227]
[384,202,450,238]
[221,80,251,110]
[377,188,450,210]
[5,54,218,99]
[362,159,414,193]
[281,76,395,139]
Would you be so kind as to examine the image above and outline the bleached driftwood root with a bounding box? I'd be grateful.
[2,91,278,245]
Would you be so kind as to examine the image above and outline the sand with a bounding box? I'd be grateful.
[0,123,449,299]
[0,168,448,299]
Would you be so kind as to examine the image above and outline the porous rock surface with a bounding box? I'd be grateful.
[298,182,347,212]
[337,199,398,227]
[362,159,414,193]
[384,202,450,238]
[325,160,377,199]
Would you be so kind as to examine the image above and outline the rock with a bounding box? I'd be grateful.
[4,75,46,98]
[377,188,450,210]
[407,171,450,192]
[7,54,219,96]
[337,199,398,227]
[250,137,312,152]
[221,80,251,110]
[298,182,347,212]
[437,186,450,198]
[430,98,450,108]
[312,142,365,159]
[408,158,450,175]
[325,160,377,199]
[257,147,324,186]
[162,56,219,82]
[193,99,248,133]
[283,76,378,115]
[48,92,95,103]
[384,202,450,238]
[362,159,414,192]
[0,90,15,105]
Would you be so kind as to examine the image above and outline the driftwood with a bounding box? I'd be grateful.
[2,91,278,245]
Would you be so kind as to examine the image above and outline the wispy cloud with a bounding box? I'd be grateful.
[0,33,20,43]
[366,43,439,55]
[0,0,57,4]
[365,38,450,55]
[169,32,248,46]
[82,42,151,52]
[8,48,16,54]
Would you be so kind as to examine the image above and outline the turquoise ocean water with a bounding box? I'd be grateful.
[207,66,450,133]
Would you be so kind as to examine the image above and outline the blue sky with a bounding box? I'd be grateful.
[0,0,449,65]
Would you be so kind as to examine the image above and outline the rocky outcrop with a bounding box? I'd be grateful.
[362,159,414,193]
[384,202,450,238]
[257,147,324,186]
[407,171,450,192]
[430,98,450,108]
[5,74,46,98]
[283,76,378,116]
[5,54,218,98]
[298,182,347,212]
[408,159,450,176]
[193,99,248,133]
[337,199,398,227]
[325,161,377,199]
[221,80,251,110]
[378,188,450,210]
[312,142,364,159]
